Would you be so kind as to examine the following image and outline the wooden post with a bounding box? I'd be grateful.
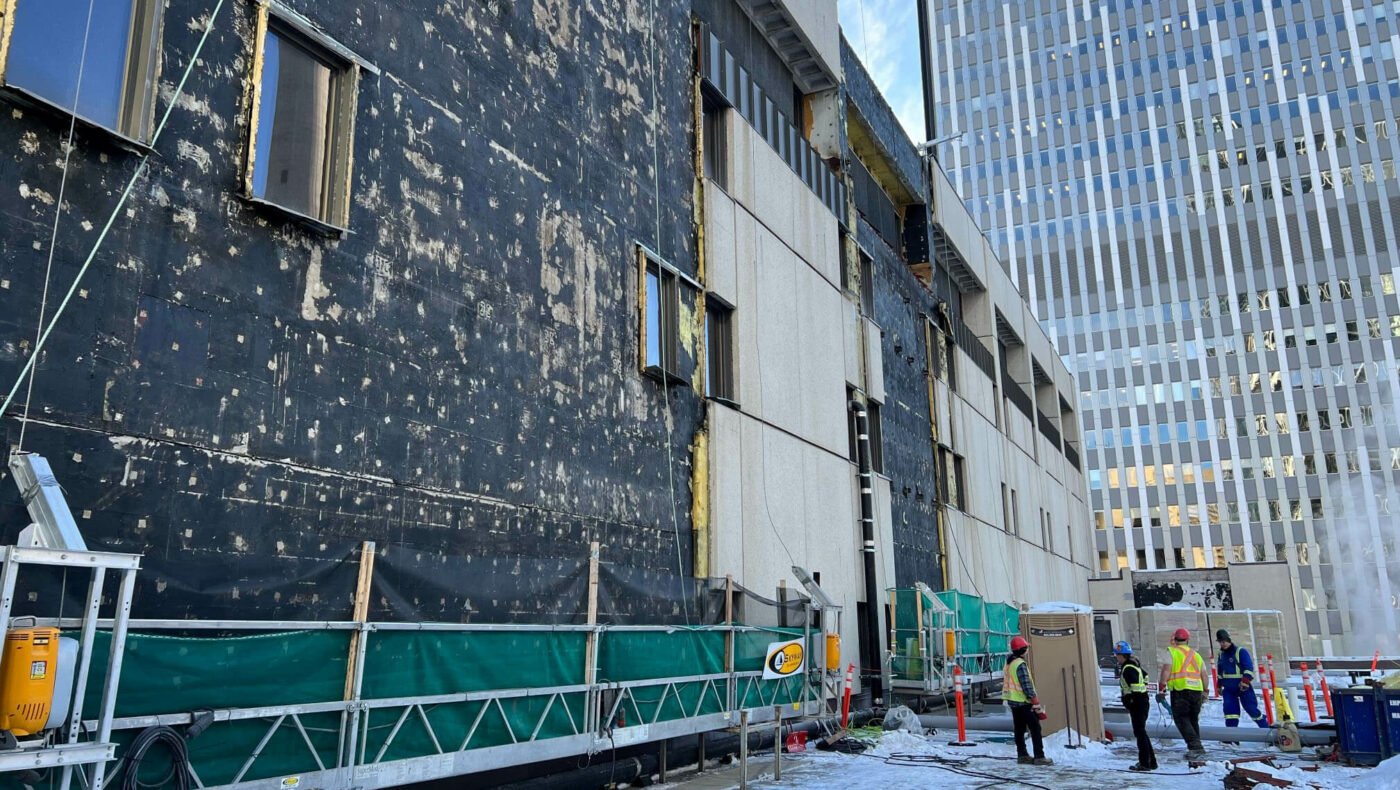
[725,574,735,711]
[343,541,376,701]
[583,542,601,735]
[725,573,735,671]
[584,542,600,685]
[778,579,787,628]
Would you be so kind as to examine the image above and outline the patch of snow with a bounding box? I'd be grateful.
[867,730,939,757]
[667,724,1384,790]
[1373,754,1400,788]
[1028,601,1093,613]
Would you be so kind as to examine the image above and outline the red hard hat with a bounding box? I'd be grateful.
[1011,636,1029,651]
[1173,628,1191,641]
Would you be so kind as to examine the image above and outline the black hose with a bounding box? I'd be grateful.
[116,726,192,790]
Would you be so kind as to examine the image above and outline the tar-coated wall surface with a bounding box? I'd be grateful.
[0,0,705,622]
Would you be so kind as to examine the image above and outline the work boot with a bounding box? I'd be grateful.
[1128,763,1154,772]
[1185,749,1207,761]
[1017,755,1034,765]
[1032,757,1054,766]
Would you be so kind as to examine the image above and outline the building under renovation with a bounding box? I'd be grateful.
[0,0,1091,785]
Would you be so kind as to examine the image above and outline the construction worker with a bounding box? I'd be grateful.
[1115,640,1157,771]
[1003,636,1054,766]
[1156,627,1207,760]
[1216,629,1267,728]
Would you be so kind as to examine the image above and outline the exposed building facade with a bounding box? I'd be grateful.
[927,0,1400,653]
[697,10,1092,688]
[0,0,1088,683]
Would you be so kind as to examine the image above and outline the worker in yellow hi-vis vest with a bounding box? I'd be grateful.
[1156,627,1208,761]
[1003,636,1054,766]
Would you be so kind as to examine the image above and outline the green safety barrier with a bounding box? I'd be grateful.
[888,589,1021,679]
[358,630,589,764]
[57,631,352,789]
[19,624,813,789]
[598,628,728,725]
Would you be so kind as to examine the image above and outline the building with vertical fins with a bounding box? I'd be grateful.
[927,0,1400,653]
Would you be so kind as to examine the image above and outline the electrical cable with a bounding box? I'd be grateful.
[115,726,192,790]
[941,514,984,600]
[16,0,97,453]
[744,242,797,571]
[0,0,229,436]
[641,0,691,628]
[859,751,1055,790]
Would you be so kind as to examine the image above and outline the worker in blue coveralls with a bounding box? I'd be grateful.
[1216,629,1266,728]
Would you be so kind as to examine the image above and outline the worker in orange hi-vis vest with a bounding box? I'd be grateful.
[1156,628,1208,761]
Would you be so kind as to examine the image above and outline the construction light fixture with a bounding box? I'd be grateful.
[917,130,967,157]
[792,566,838,609]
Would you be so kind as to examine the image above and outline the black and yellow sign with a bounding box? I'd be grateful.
[763,639,805,679]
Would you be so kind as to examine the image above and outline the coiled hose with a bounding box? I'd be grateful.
[115,711,214,790]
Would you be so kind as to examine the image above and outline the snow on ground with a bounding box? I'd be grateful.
[1098,667,1255,729]
[1026,601,1093,613]
[667,725,1385,790]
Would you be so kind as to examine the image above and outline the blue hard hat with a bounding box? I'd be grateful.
[1114,640,1133,655]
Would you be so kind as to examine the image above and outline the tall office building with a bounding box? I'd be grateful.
[926,1,1400,653]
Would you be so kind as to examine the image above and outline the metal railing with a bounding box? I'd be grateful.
[1036,409,1062,448]
[0,545,139,790]
[49,618,829,790]
[1003,375,1034,419]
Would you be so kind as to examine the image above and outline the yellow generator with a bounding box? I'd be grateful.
[0,625,67,737]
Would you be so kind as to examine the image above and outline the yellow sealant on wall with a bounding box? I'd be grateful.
[690,422,710,579]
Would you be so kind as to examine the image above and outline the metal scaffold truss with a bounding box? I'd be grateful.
[54,620,827,790]
[0,461,846,790]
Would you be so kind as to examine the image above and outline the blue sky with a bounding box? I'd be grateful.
[838,0,925,145]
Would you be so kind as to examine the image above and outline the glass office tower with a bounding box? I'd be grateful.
[926,0,1400,653]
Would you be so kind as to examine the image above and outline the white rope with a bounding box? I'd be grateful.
[16,0,98,452]
[2,0,229,438]
[645,0,690,625]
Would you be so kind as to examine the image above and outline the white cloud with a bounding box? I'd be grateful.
[839,0,925,144]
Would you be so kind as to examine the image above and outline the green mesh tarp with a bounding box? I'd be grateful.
[934,590,984,629]
[889,590,948,681]
[43,625,809,789]
[68,631,352,788]
[358,631,589,761]
[598,629,728,725]
[987,603,1019,635]
[913,590,1021,674]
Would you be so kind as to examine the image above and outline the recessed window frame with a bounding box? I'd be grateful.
[638,245,696,386]
[0,0,165,144]
[242,1,377,233]
[701,89,728,191]
[704,295,737,405]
